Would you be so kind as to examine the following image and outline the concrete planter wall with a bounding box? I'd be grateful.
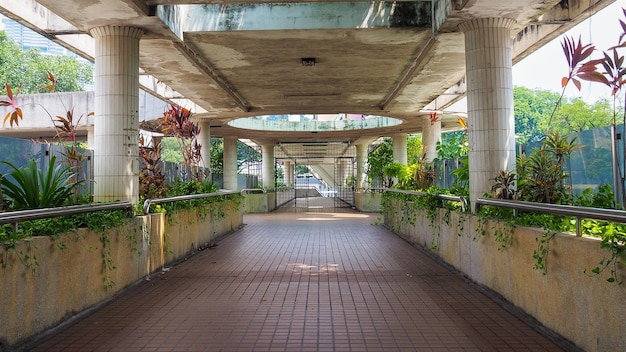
[243,191,277,213]
[384,198,625,352]
[0,200,243,348]
[354,191,382,212]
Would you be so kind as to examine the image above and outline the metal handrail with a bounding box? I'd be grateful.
[0,202,133,232]
[143,191,239,214]
[385,189,468,212]
[475,197,626,237]
[241,188,266,194]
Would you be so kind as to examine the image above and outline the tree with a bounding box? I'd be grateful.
[160,137,185,163]
[514,86,559,144]
[406,134,423,165]
[542,97,613,135]
[210,138,224,174]
[514,86,614,143]
[237,142,261,169]
[0,31,92,93]
[367,139,393,188]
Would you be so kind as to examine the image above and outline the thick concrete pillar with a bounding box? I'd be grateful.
[356,143,368,189]
[86,126,94,150]
[223,137,238,191]
[262,144,275,189]
[422,115,441,163]
[459,18,516,209]
[284,160,294,187]
[198,121,211,172]
[392,133,407,165]
[90,26,143,203]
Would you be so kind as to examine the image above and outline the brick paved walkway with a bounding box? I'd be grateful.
[29,210,567,352]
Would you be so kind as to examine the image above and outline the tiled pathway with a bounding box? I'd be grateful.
[30,210,567,351]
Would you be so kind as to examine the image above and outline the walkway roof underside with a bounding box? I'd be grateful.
[0,0,614,146]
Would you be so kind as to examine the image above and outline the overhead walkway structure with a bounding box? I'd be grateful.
[0,0,615,206]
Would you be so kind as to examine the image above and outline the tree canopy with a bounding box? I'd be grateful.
[0,31,93,93]
[513,86,614,143]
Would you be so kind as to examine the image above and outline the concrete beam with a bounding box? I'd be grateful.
[157,2,432,40]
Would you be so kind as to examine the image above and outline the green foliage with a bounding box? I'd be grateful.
[584,221,626,284]
[0,156,81,210]
[367,139,393,188]
[237,141,261,169]
[533,231,557,275]
[139,138,167,199]
[167,178,218,197]
[160,137,185,164]
[435,131,467,160]
[0,31,92,93]
[450,156,469,196]
[383,162,415,189]
[413,155,436,191]
[406,135,423,165]
[210,138,224,174]
[491,170,516,200]
[514,87,558,144]
[160,105,203,177]
[575,184,615,209]
[516,132,578,204]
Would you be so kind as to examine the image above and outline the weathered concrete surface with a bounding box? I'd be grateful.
[243,192,277,213]
[0,200,243,348]
[0,0,615,144]
[354,191,382,212]
[0,91,169,141]
[383,199,626,352]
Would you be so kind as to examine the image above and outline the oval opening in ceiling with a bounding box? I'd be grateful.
[228,114,402,132]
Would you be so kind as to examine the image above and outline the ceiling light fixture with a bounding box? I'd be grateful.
[301,57,316,66]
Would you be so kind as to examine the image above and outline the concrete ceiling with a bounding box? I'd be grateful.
[0,0,615,150]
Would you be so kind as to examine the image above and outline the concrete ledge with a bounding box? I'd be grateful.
[0,200,243,348]
[383,198,625,352]
[243,192,276,213]
[354,191,382,212]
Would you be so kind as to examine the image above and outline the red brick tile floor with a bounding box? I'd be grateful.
[28,209,572,352]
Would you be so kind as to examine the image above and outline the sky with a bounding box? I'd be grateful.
[513,0,626,103]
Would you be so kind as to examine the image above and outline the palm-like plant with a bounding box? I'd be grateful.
[0,156,81,210]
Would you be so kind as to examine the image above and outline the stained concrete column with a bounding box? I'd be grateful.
[86,126,94,150]
[223,136,238,191]
[198,121,211,175]
[262,144,275,189]
[355,143,368,189]
[392,133,407,165]
[284,160,294,187]
[422,115,441,163]
[459,18,516,209]
[90,26,143,203]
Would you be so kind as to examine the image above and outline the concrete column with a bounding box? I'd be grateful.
[356,143,368,189]
[86,126,94,150]
[90,26,143,203]
[284,160,294,187]
[262,144,275,189]
[422,115,441,163]
[198,121,211,173]
[459,18,516,209]
[392,133,407,165]
[223,136,238,191]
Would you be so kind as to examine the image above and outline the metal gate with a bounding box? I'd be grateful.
[275,152,356,210]
[334,156,355,208]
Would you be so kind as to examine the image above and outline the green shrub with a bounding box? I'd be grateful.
[1,156,81,210]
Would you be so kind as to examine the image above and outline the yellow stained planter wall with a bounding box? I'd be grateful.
[0,200,243,348]
[384,198,625,352]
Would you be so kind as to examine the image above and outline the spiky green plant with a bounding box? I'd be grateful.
[0,156,81,210]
